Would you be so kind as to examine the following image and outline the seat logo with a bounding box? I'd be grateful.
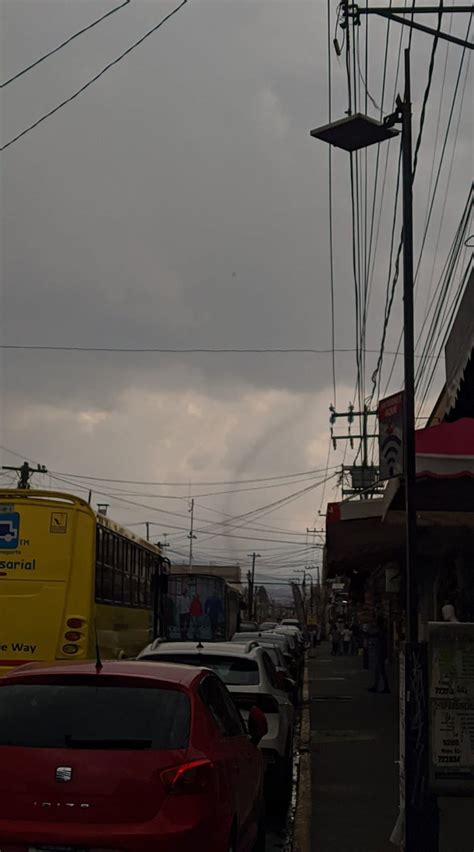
[56,766,73,783]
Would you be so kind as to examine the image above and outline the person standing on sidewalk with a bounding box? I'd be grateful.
[368,616,390,694]
[330,623,339,655]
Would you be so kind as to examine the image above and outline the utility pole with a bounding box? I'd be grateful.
[2,461,47,489]
[329,404,382,496]
[188,499,197,570]
[248,552,260,621]
[159,533,170,552]
[311,6,473,851]
[145,522,150,542]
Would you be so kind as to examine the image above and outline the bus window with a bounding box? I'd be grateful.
[130,547,138,607]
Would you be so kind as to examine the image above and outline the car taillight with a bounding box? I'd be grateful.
[66,617,85,629]
[161,759,213,794]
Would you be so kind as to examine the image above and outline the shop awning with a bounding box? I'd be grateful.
[415,417,474,477]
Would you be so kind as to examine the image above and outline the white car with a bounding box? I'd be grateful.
[259,621,278,631]
[276,625,305,650]
[137,640,294,802]
[281,618,302,628]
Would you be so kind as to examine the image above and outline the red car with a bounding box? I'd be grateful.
[0,660,268,852]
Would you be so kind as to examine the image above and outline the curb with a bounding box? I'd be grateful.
[292,655,311,852]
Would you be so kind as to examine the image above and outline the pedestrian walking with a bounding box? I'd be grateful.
[330,623,339,656]
[368,616,390,694]
[343,624,352,655]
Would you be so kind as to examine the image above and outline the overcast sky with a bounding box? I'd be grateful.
[1,0,471,594]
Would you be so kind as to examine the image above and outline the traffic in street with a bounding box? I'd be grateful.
[0,487,305,851]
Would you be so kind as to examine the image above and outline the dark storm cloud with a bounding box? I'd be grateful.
[1,0,471,543]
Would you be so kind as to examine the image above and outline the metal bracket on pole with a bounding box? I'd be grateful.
[344,4,474,50]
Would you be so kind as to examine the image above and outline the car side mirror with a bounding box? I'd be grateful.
[248,706,268,746]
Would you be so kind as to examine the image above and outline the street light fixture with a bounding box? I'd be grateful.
[310,112,399,152]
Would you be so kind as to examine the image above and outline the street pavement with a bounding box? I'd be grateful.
[309,645,399,852]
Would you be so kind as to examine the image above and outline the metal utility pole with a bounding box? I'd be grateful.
[248,552,260,620]
[188,499,197,569]
[329,405,382,496]
[400,50,417,646]
[329,403,378,467]
[2,461,47,489]
[159,533,170,552]
[311,9,472,849]
[247,570,253,619]
[145,522,150,542]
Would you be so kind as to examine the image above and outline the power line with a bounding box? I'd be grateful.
[1,0,131,88]
[381,20,472,399]
[1,0,189,151]
[47,470,337,541]
[46,462,339,487]
[65,473,336,501]
[0,344,439,355]
[369,4,445,400]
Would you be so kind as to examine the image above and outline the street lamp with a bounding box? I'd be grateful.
[311,51,417,644]
[311,46,420,849]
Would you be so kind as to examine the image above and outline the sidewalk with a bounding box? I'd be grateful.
[309,644,399,852]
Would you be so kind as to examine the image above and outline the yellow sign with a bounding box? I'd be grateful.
[50,512,68,534]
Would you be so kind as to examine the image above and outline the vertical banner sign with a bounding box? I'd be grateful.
[428,622,474,793]
[378,391,405,480]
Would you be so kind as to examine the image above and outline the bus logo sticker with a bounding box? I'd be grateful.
[50,512,68,534]
[0,513,20,549]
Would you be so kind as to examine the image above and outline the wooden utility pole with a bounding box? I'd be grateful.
[188,499,197,569]
[2,461,47,489]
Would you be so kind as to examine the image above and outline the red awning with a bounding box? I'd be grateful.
[415,417,474,478]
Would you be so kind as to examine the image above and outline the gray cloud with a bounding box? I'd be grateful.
[1,0,470,567]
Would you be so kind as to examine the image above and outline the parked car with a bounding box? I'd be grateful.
[0,660,268,852]
[280,618,302,629]
[252,640,297,705]
[276,625,305,651]
[230,632,298,682]
[238,621,259,632]
[137,641,294,804]
[259,621,278,631]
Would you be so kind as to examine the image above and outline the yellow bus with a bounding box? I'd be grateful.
[0,488,167,675]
